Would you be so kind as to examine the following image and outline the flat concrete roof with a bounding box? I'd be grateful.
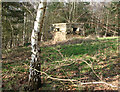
[52,23,84,25]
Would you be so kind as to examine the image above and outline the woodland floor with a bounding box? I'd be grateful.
[2,36,120,91]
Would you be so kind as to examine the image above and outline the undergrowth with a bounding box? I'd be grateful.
[2,37,119,90]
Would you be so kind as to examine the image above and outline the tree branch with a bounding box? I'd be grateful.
[28,65,118,88]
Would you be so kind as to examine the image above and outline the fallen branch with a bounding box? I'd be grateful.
[41,71,118,88]
[50,57,102,81]
[74,81,118,88]
[42,71,77,82]
[28,66,118,88]
[45,57,102,81]
[62,57,102,81]
[81,59,102,81]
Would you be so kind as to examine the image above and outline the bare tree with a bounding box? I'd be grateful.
[0,1,1,60]
[0,0,2,90]
[29,2,46,90]
[23,12,26,46]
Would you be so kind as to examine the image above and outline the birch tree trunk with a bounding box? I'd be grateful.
[29,2,46,90]
[39,3,46,42]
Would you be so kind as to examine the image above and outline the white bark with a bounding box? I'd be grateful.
[29,2,46,90]
[40,3,47,42]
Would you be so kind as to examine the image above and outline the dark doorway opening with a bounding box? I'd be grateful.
[73,28,77,34]
[56,28,60,31]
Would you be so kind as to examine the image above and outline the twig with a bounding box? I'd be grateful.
[46,57,53,62]
[82,59,102,81]
[52,47,64,58]
[42,70,77,82]
[22,3,34,18]
[64,55,102,81]
[45,58,76,72]
[54,61,75,70]
[45,55,102,81]
[55,57,102,81]
[45,61,75,72]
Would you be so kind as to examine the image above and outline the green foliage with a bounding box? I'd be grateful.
[40,38,118,63]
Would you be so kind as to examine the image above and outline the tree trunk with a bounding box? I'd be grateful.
[39,3,46,42]
[10,32,13,48]
[0,1,2,90]
[23,12,26,46]
[40,31,44,42]
[104,11,109,37]
[29,2,46,90]
[0,3,1,60]
[68,2,73,23]
[8,19,14,48]
[95,17,99,37]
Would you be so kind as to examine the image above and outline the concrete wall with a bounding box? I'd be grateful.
[52,23,66,32]
[53,31,66,43]
[52,23,84,43]
[52,23,67,43]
